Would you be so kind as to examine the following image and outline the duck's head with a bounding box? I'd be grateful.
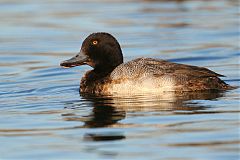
[60,32,123,73]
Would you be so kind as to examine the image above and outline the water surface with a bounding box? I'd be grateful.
[0,0,239,159]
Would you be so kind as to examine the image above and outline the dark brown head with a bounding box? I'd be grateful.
[60,32,123,73]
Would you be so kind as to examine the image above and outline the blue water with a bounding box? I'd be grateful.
[0,0,239,159]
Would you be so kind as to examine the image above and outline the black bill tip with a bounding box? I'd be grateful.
[60,60,78,68]
[60,51,89,68]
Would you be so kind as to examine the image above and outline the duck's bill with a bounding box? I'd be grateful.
[60,51,89,68]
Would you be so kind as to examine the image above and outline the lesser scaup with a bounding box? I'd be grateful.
[60,32,234,94]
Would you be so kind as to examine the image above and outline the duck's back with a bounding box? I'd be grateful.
[109,58,231,93]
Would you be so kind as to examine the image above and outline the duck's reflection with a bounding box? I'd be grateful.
[62,91,225,141]
[83,132,125,142]
[83,105,126,128]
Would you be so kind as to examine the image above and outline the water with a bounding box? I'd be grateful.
[0,0,239,159]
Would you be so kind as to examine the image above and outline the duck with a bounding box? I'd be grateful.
[60,32,234,95]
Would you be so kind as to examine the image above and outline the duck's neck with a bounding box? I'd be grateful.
[93,67,115,79]
[93,63,122,79]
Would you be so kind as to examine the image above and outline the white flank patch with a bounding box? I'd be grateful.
[109,76,176,99]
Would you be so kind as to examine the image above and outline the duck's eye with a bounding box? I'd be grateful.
[92,40,98,45]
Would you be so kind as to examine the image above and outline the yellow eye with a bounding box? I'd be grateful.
[92,40,98,45]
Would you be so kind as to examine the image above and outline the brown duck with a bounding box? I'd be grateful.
[60,32,234,95]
